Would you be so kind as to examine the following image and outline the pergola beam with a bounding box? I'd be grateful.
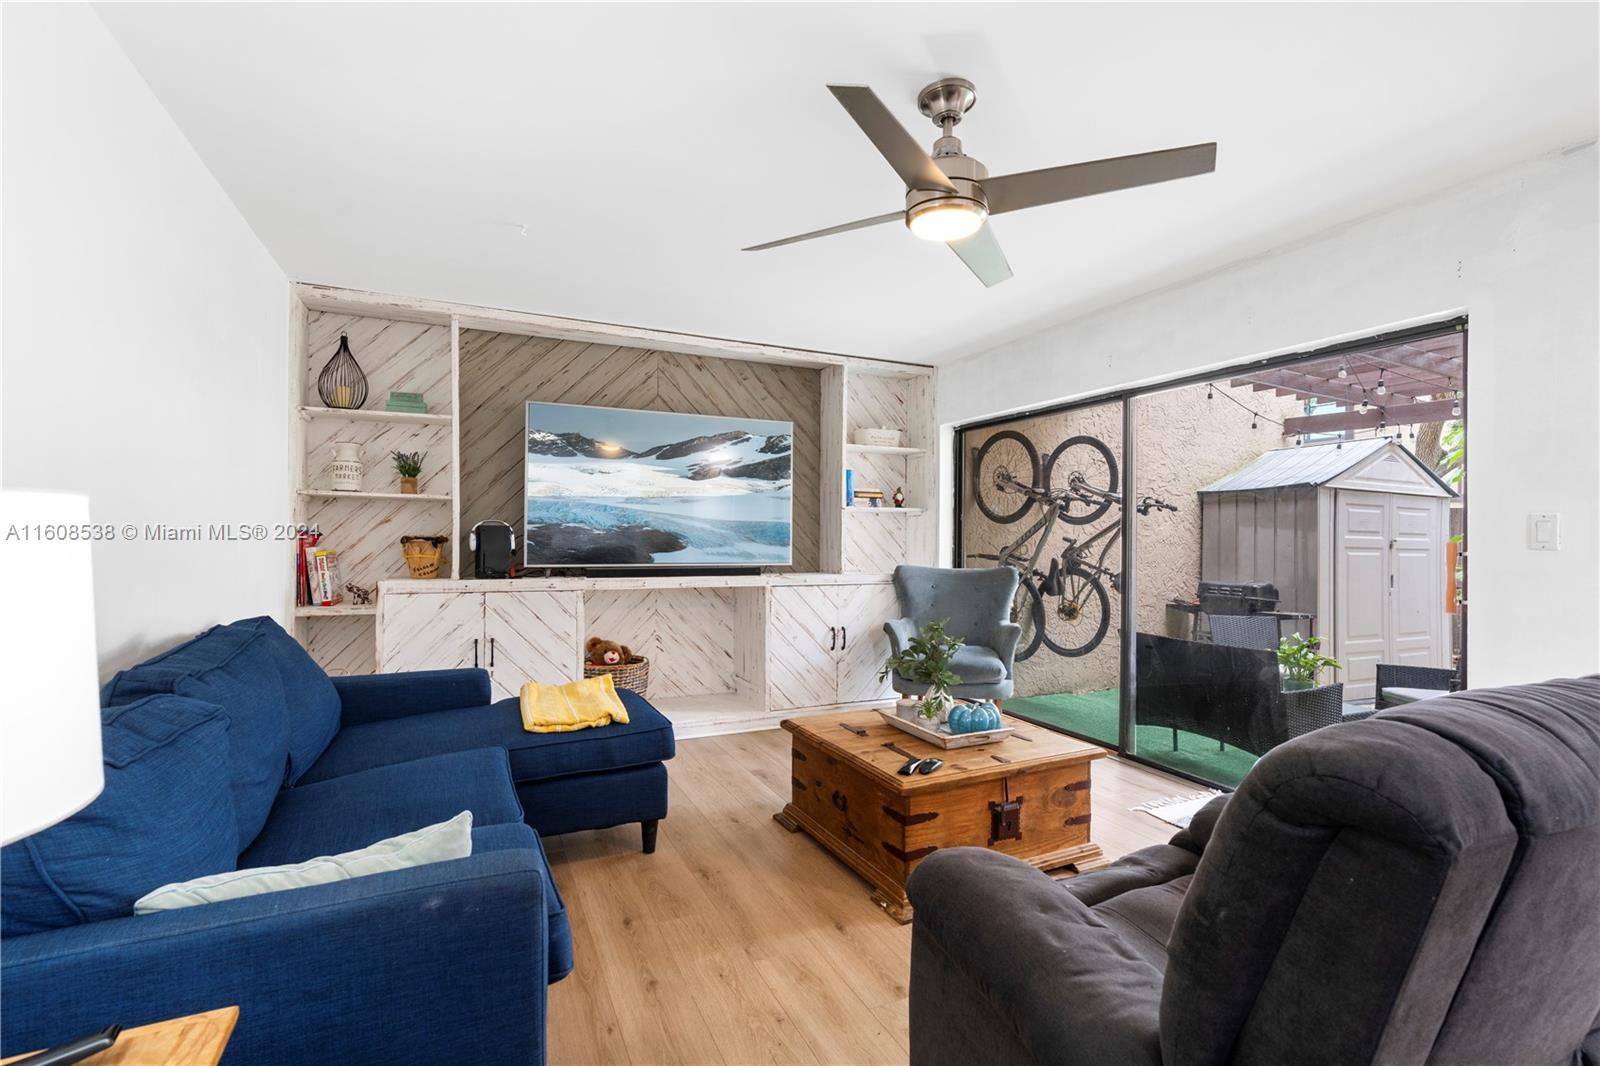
[1283,398,1457,434]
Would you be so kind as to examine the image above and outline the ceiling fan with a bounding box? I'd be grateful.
[742,78,1217,287]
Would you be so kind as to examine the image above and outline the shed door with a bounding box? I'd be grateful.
[1334,492,1390,702]
[1334,491,1445,702]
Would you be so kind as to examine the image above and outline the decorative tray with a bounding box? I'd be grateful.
[877,709,1015,749]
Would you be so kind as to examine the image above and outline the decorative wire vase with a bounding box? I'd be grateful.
[317,333,368,409]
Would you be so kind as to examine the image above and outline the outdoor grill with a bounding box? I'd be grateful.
[1197,580,1281,616]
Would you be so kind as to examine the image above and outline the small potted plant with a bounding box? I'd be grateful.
[879,619,962,723]
[1277,633,1345,738]
[391,450,426,495]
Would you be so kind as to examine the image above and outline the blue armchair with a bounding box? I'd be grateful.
[884,565,1022,702]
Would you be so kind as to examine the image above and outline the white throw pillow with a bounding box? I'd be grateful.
[133,810,473,914]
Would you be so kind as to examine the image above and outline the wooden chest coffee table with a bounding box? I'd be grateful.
[774,709,1109,922]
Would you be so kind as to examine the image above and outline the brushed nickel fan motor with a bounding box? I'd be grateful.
[906,78,989,221]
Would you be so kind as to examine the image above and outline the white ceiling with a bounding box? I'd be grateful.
[96,3,1598,365]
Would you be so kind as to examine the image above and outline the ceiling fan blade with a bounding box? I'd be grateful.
[948,222,1012,287]
[742,211,902,252]
[827,84,957,194]
[984,142,1217,216]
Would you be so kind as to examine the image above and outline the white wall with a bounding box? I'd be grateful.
[938,144,1600,687]
[2,4,289,676]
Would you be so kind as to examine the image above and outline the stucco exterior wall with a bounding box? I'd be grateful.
[960,381,1300,697]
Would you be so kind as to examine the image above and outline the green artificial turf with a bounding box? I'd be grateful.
[1006,689,1258,788]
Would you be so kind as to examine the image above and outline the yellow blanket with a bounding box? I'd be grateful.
[519,673,631,733]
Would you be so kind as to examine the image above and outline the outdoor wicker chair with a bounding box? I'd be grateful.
[1376,663,1460,709]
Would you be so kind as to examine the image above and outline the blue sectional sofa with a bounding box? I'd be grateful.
[0,616,675,1065]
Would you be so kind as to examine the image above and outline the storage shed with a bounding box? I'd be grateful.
[1198,438,1456,701]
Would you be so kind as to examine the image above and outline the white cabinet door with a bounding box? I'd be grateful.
[768,585,841,710]
[379,593,484,674]
[833,582,900,705]
[484,591,583,700]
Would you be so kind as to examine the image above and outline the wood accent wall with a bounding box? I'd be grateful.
[458,329,822,571]
[843,371,914,572]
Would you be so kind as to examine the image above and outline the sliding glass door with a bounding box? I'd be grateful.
[956,323,1467,789]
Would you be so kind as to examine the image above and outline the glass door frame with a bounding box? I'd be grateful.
[952,316,1469,788]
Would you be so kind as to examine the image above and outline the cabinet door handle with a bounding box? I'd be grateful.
[841,626,847,650]
[489,637,496,668]
[473,638,479,668]
[830,626,837,651]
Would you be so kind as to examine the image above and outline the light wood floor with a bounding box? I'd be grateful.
[544,727,1195,1066]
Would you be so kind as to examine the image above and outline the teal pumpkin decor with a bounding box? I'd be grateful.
[947,703,974,734]
[947,701,1002,735]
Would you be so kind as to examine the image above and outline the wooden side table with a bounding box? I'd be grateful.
[1,1007,238,1066]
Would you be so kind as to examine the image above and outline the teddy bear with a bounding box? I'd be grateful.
[585,636,633,666]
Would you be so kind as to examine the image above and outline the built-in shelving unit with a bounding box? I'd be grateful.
[287,283,939,721]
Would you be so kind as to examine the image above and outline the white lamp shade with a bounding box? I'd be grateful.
[1,490,104,845]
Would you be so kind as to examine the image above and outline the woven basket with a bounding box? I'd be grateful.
[400,535,446,580]
[584,655,650,696]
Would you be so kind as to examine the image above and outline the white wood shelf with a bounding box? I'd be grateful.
[298,489,451,502]
[295,605,377,618]
[846,443,925,457]
[844,506,924,516]
[298,405,453,426]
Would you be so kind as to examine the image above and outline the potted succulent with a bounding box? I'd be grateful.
[1277,633,1345,738]
[391,450,426,494]
[879,619,962,723]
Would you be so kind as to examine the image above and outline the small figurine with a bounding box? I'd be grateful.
[892,487,906,508]
[344,582,375,606]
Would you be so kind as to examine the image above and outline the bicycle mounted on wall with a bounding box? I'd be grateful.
[966,431,1176,660]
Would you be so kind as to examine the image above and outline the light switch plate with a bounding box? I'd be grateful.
[1528,512,1561,551]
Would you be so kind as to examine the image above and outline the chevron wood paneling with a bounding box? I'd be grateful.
[486,591,582,699]
[584,588,739,699]
[304,420,452,496]
[458,329,821,571]
[304,615,376,677]
[304,495,453,595]
[305,312,453,413]
[843,511,911,573]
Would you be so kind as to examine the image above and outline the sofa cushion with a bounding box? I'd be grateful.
[298,688,675,787]
[103,625,291,846]
[138,810,475,913]
[1090,874,1191,972]
[239,748,524,869]
[0,695,238,936]
[227,617,341,783]
[951,644,1006,684]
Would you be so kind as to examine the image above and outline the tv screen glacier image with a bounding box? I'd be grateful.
[524,401,794,567]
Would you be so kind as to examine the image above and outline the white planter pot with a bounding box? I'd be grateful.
[330,441,363,492]
[896,698,921,721]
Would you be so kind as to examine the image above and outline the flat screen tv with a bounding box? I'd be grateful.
[524,401,794,568]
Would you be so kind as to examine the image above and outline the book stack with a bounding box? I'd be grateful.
[385,391,428,414]
[853,490,885,509]
[296,531,343,607]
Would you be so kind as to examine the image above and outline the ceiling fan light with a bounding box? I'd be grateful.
[906,198,987,242]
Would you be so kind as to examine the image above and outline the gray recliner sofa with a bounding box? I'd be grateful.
[906,676,1600,1065]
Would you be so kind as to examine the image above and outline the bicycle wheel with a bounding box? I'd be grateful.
[1039,571,1112,657]
[970,430,1040,525]
[1043,435,1120,526]
[1012,576,1045,662]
